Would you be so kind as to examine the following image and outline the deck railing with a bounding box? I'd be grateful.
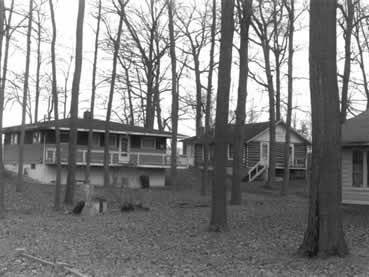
[44,147,189,168]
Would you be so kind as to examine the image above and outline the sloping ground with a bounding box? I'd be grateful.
[0,174,369,276]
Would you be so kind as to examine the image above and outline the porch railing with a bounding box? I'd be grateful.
[44,147,189,168]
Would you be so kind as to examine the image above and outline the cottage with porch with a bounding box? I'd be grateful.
[3,115,188,188]
[182,121,310,182]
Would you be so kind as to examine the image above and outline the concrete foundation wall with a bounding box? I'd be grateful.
[5,164,165,188]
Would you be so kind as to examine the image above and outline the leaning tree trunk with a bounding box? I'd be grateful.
[209,0,234,232]
[65,0,85,204]
[17,0,33,193]
[298,0,348,257]
[202,0,217,196]
[0,0,6,217]
[104,6,124,187]
[281,0,294,196]
[230,0,252,205]
[49,0,62,211]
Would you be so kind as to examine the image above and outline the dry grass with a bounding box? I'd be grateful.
[0,172,368,276]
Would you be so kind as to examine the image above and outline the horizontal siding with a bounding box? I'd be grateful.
[4,144,43,163]
[341,150,352,188]
[247,142,260,167]
[342,188,369,204]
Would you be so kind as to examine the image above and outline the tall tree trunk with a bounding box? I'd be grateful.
[230,0,252,205]
[86,0,101,198]
[65,0,85,204]
[273,0,281,122]
[34,13,41,123]
[264,43,276,188]
[104,5,124,187]
[340,0,353,123]
[49,0,61,210]
[17,0,33,192]
[168,0,178,190]
[0,0,6,217]
[209,0,234,232]
[281,0,294,196]
[194,55,203,136]
[298,0,348,257]
[202,0,217,196]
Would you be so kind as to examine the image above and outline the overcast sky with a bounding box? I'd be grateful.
[4,0,366,136]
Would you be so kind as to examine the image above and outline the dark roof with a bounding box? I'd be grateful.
[3,118,181,138]
[342,110,369,144]
[182,121,310,144]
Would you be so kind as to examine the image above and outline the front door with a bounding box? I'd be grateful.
[261,142,269,165]
[119,136,129,163]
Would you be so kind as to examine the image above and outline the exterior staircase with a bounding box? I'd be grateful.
[242,160,266,182]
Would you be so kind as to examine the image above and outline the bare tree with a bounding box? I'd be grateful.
[281,0,294,195]
[65,0,85,204]
[230,0,252,205]
[17,0,33,192]
[168,0,178,189]
[104,0,126,187]
[338,0,354,122]
[202,0,217,196]
[0,0,6,218]
[298,0,348,257]
[85,0,102,200]
[251,0,277,188]
[209,0,234,232]
[49,0,61,210]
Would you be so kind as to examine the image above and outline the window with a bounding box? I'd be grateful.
[353,150,364,187]
[109,135,118,147]
[131,136,141,148]
[227,144,234,160]
[10,133,18,144]
[156,137,166,150]
[33,132,41,144]
[92,134,101,146]
[141,137,155,149]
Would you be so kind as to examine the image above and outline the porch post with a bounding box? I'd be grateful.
[364,151,368,187]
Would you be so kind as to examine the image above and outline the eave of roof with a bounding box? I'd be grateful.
[2,118,188,139]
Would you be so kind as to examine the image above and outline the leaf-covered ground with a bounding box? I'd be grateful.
[0,173,369,276]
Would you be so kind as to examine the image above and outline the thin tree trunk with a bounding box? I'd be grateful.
[209,0,234,232]
[194,55,203,136]
[34,13,41,123]
[230,0,252,205]
[168,0,178,190]
[202,0,217,196]
[281,0,294,196]
[86,0,101,201]
[0,0,6,218]
[17,0,33,192]
[49,0,61,211]
[340,0,353,123]
[104,4,124,187]
[298,0,348,257]
[65,0,85,204]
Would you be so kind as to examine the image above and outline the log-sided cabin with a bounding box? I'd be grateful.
[341,110,369,204]
[3,113,189,188]
[182,121,310,181]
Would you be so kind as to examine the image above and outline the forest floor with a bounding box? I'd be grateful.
[1,171,369,276]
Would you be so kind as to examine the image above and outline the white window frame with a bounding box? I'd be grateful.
[260,142,269,165]
[141,137,156,150]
